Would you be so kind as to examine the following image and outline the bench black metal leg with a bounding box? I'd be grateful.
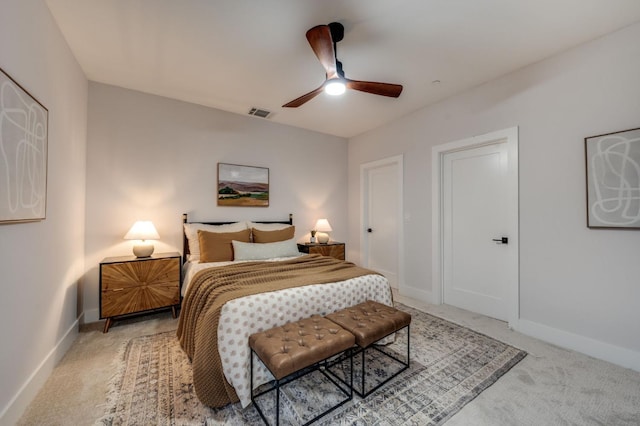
[361,347,366,396]
[326,324,411,398]
[276,379,280,426]
[358,324,411,398]
[251,348,354,426]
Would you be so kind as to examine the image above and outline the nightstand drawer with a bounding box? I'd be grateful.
[297,242,345,260]
[101,284,180,317]
[101,257,179,291]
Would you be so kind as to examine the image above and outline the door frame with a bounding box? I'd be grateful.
[431,127,519,326]
[360,154,404,290]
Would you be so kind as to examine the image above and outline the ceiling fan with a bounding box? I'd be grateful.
[282,22,403,108]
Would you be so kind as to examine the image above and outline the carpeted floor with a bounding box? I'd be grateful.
[96,304,526,425]
[17,296,640,425]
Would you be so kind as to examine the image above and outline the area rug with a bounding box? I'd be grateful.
[96,304,526,425]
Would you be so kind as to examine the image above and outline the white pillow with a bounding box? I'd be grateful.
[184,222,248,261]
[232,238,300,261]
[248,221,293,231]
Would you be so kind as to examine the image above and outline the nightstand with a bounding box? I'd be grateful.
[297,242,345,260]
[99,252,181,333]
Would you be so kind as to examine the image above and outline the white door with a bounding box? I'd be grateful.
[442,142,512,321]
[361,156,403,289]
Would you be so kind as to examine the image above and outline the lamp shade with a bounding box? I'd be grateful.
[124,221,160,240]
[124,221,159,257]
[314,219,333,233]
[314,219,332,244]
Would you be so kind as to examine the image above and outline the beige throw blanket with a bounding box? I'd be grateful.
[177,254,380,408]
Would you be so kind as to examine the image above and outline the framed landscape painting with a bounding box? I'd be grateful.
[217,163,269,207]
[585,127,640,229]
[0,68,48,224]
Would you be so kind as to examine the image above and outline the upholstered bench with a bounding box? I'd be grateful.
[249,315,355,426]
[325,300,411,397]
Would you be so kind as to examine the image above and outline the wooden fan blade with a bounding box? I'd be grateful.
[282,85,325,108]
[346,79,403,98]
[305,25,339,79]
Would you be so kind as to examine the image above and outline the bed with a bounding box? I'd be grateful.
[176,213,393,408]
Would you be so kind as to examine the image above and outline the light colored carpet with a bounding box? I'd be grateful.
[94,304,526,425]
[17,297,640,425]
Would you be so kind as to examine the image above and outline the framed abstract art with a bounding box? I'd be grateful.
[585,127,640,229]
[0,68,48,223]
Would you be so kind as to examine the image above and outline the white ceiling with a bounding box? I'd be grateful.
[46,0,640,138]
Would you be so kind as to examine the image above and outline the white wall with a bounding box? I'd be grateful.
[84,82,348,322]
[0,1,88,423]
[348,23,640,369]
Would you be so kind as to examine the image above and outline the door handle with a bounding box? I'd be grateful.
[367,228,373,233]
[492,237,508,244]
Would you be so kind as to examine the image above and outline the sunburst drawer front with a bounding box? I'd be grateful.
[101,258,179,291]
[297,242,345,260]
[101,284,180,317]
[99,253,181,328]
[316,244,345,259]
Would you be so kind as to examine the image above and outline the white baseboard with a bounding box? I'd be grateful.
[395,289,639,373]
[515,319,640,373]
[398,285,434,304]
[0,315,81,425]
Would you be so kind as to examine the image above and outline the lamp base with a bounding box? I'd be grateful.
[316,232,330,244]
[133,242,154,257]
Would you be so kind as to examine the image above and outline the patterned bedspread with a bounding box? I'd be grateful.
[177,254,392,408]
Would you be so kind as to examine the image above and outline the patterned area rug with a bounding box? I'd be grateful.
[96,304,526,425]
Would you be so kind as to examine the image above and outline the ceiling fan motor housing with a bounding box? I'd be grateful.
[328,22,344,43]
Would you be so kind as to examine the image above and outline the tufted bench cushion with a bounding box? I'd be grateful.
[325,300,411,348]
[249,315,355,380]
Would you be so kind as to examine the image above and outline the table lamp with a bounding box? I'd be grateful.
[314,218,332,244]
[124,221,160,257]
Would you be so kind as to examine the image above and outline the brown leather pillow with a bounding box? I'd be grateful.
[198,229,251,262]
[252,226,295,243]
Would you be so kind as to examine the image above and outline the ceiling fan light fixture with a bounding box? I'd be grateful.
[282,23,402,108]
[324,78,346,96]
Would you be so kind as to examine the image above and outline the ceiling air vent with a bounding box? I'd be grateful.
[248,107,272,119]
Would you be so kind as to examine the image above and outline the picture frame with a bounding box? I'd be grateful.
[217,163,269,207]
[585,127,640,229]
[0,67,48,224]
